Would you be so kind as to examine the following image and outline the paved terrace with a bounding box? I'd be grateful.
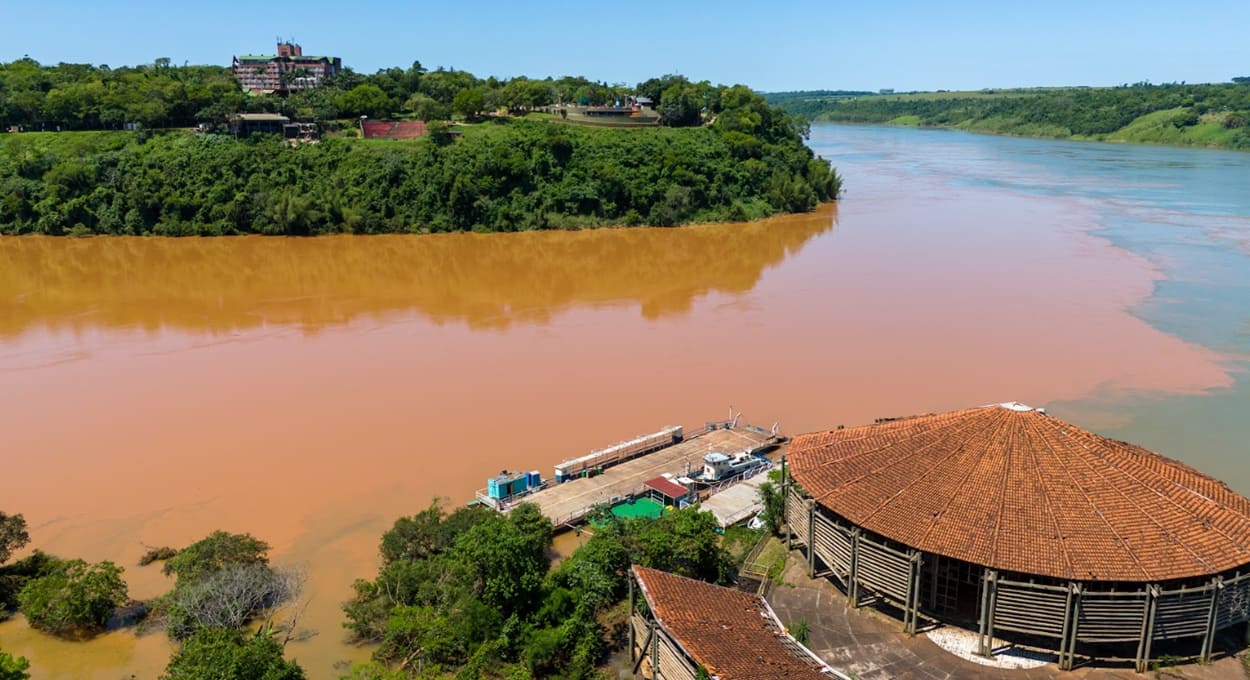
[526,427,774,527]
[766,554,1247,680]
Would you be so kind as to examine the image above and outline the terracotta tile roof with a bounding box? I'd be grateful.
[632,566,832,679]
[788,403,1250,583]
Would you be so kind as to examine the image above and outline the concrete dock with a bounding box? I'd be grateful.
[525,426,778,527]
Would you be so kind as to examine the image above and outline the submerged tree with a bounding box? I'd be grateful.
[17,559,128,636]
[162,628,304,680]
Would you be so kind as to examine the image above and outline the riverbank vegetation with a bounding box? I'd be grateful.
[0,515,309,678]
[342,500,731,678]
[0,109,838,235]
[0,57,839,235]
[769,82,1250,149]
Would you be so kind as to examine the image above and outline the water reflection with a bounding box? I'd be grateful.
[0,206,837,337]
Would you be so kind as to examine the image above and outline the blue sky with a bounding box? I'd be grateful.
[3,1,1248,91]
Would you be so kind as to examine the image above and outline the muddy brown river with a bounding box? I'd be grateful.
[2,124,1246,677]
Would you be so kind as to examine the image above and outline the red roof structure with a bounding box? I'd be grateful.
[788,402,1250,582]
[644,476,689,501]
[361,120,428,140]
[632,566,832,679]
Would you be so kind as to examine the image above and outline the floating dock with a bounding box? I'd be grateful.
[524,425,779,528]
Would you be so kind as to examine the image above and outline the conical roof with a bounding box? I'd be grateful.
[788,403,1250,582]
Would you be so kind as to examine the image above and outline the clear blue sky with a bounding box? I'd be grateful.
[3,0,1247,92]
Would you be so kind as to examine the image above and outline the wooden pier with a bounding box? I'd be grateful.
[523,426,779,527]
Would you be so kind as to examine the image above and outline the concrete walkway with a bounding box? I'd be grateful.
[765,552,1246,680]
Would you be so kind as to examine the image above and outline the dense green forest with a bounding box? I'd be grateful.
[0,58,840,235]
[769,82,1250,149]
[339,500,735,679]
[0,58,742,130]
[0,93,838,235]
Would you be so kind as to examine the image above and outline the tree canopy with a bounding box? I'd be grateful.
[17,559,128,637]
[0,650,29,680]
[162,531,269,585]
[0,100,839,236]
[0,513,29,566]
[343,502,733,678]
[162,628,304,680]
[769,83,1250,149]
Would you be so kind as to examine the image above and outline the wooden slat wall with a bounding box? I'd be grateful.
[1155,587,1214,640]
[656,630,697,680]
[856,536,911,602]
[1078,592,1148,643]
[994,580,1068,637]
[1216,574,1250,631]
[812,510,852,577]
[788,487,810,548]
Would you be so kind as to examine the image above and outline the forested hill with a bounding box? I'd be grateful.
[768,82,1250,149]
[0,59,841,235]
[0,97,840,236]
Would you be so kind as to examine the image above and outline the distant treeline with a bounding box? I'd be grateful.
[0,89,840,235]
[2,57,768,130]
[767,82,1250,149]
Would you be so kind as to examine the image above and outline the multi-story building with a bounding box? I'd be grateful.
[231,42,342,94]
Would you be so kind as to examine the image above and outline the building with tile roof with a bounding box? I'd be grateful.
[629,565,841,679]
[784,402,1250,671]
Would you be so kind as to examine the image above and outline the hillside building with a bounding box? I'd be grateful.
[232,42,341,94]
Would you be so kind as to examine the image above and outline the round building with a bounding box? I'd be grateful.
[783,402,1250,671]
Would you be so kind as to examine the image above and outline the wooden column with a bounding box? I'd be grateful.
[976,569,996,656]
[1059,583,1082,671]
[1201,576,1223,663]
[1135,585,1158,673]
[782,455,791,550]
[806,500,816,578]
[848,527,862,607]
[985,570,999,654]
[904,550,924,634]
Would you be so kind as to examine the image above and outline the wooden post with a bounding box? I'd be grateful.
[1201,576,1223,663]
[976,569,992,656]
[984,570,999,655]
[904,551,923,634]
[782,455,791,550]
[1135,585,1158,673]
[806,500,816,577]
[848,527,861,607]
[632,623,655,675]
[1061,583,1082,671]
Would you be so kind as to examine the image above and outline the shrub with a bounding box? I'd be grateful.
[162,531,268,586]
[0,650,30,680]
[162,628,303,680]
[17,559,128,636]
[138,546,178,567]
